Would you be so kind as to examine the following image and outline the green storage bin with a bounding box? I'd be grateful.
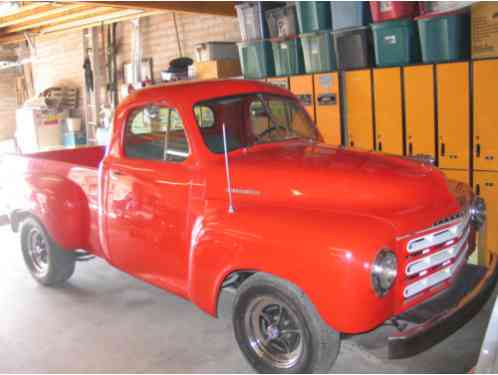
[371,19,421,67]
[271,38,305,76]
[300,31,337,73]
[296,2,332,33]
[416,11,470,64]
[237,40,275,79]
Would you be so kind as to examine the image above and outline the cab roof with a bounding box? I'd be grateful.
[117,79,294,111]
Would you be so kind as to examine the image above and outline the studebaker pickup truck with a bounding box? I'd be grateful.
[2,79,497,373]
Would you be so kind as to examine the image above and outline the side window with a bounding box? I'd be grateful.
[124,106,189,162]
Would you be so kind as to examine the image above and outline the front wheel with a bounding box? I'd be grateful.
[233,273,340,373]
[20,217,76,286]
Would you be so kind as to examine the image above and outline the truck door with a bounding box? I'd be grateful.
[104,105,192,293]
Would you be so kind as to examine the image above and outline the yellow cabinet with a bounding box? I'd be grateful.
[313,73,341,145]
[473,59,498,171]
[441,169,469,185]
[373,67,403,155]
[474,171,498,265]
[290,75,315,122]
[267,76,290,90]
[436,62,469,170]
[343,69,373,150]
[404,65,436,158]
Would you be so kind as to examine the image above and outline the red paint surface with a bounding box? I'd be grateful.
[2,79,476,334]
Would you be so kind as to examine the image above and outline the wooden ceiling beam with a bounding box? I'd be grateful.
[2,4,91,33]
[42,10,162,35]
[0,3,64,28]
[40,8,148,33]
[4,6,122,33]
[55,1,237,17]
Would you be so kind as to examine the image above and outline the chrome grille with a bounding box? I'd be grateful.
[403,244,468,299]
[403,208,472,299]
[405,226,470,276]
[407,211,470,254]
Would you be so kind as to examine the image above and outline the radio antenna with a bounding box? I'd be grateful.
[222,123,235,214]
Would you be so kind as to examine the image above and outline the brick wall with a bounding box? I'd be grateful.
[116,12,241,83]
[0,69,18,141]
[0,10,241,138]
[30,30,84,118]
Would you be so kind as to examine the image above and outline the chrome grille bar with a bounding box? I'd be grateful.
[405,225,471,276]
[403,243,468,299]
[406,211,470,254]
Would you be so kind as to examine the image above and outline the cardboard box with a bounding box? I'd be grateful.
[472,2,498,59]
[191,59,242,80]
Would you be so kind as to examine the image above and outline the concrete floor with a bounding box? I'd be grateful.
[0,225,496,373]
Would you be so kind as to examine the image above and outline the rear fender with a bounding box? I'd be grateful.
[7,173,89,250]
[188,205,398,333]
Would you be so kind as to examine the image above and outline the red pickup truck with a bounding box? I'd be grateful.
[2,80,497,373]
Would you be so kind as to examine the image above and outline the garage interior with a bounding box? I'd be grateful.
[0,1,497,373]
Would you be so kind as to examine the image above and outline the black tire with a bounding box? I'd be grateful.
[233,273,340,373]
[20,217,75,286]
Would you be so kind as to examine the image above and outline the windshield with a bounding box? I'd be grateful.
[193,94,318,154]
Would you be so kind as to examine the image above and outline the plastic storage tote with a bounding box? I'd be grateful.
[271,37,305,76]
[330,2,371,31]
[370,1,418,22]
[332,26,373,70]
[371,19,420,67]
[235,2,284,41]
[237,40,275,79]
[416,11,470,63]
[300,31,337,73]
[266,5,299,38]
[419,1,473,16]
[296,2,332,33]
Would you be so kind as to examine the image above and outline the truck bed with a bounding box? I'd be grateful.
[1,146,106,255]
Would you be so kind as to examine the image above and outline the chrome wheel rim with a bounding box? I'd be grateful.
[244,296,304,369]
[27,228,49,277]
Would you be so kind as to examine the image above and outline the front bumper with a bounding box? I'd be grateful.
[388,255,498,359]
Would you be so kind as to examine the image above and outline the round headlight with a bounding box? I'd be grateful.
[371,249,398,297]
[470,196,486,230]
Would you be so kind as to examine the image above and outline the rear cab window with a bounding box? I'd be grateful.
[123,105,189,162]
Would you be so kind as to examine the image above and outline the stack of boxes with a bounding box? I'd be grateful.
[191,42,241,80]
[236,2,283,80]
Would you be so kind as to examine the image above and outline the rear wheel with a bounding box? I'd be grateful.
[233,273,340,373]
[20,218,75,286]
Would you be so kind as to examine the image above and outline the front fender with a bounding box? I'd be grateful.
[188,204,398,334]
[7,173,89,250]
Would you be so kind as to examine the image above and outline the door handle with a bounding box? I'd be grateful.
[476,143,481,157]
[441,143,445,157]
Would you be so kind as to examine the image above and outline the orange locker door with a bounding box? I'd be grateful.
[343,69,373,150]
[373,67,403,155]
[437,62,469,170]
[404,65,436,158]
[313,73,341,145]
[474,171,498,265]
[290,75,315,122]
[267,76,290,90]
[473,59,498,171]
[441,169,469,185]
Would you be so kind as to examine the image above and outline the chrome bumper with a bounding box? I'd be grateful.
[388,255,498,359]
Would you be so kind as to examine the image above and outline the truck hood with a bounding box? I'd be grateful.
[225,141,464,235]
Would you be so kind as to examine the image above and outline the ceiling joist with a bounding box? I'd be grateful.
[0,1,236,45]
